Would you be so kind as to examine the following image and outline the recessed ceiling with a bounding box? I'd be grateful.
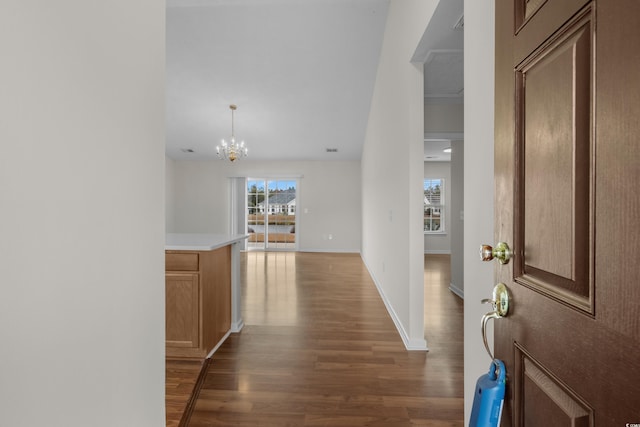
[424,50,464,99]
[413,0,464,101]
[414,0,464,163]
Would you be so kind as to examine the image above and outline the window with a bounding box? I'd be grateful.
[247,178,298,250]
[424,178,444,233]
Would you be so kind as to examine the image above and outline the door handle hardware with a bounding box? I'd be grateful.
[480,242,512,264]
[481,283,510,360]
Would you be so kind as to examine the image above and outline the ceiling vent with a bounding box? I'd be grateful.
[453,14,464,30]
[326,148,338,153]
[181,148,195,153]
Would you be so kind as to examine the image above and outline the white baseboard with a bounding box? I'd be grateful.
[449,283,464,299]
[205,329,232,359]
[424,250,451,254]
[361,256,429,352]
[231,319,244,333]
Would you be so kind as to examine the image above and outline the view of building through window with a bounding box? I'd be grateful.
[247,179,297,250]
[424,178,444,232]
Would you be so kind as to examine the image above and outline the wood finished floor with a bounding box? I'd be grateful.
[166,252,463,426]
[166,358,206,427]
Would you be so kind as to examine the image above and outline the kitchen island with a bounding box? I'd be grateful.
[165,233,248,359]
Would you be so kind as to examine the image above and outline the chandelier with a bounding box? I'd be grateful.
[216,104,248,162]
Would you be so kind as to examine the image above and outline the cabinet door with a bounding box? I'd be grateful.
[165,273,199,348]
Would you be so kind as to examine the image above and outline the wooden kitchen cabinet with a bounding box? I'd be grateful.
[165,273,199,348]
[165,245,231,360]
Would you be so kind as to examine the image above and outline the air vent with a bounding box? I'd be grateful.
[453,14,464,30]
[326,148,338,153]
[181,148,195,153]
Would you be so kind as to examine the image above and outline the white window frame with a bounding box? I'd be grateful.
[424,178,445,234]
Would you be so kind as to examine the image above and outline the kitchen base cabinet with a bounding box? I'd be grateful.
[165,273,199,348]
[165,245,231,360]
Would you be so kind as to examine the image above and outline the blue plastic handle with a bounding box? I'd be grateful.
[488,359,506,383]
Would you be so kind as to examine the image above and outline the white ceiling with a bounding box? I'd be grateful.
[166,0,463,162]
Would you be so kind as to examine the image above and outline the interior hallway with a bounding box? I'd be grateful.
[167,252,463,426]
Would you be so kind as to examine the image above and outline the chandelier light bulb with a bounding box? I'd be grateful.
[216,104,249,163]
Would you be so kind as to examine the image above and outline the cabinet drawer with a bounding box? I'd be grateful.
[166,252,199,271]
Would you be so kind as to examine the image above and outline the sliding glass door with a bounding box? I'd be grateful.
[247,178,297,250]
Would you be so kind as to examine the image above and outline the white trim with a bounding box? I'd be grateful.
[205,329,232,359]
[230,241,244,331]
[242,174,303,179]
[362,256,429,351]
[246,177,300,252]
[230,319,244,333]
[449,283,464,299]
[424,177,446,233]
[424,249,451,254]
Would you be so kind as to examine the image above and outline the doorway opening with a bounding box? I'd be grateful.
[247,178,298,251]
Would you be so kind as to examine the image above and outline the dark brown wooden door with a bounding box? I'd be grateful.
[494,0,640,424]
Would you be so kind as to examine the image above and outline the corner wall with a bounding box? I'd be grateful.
[166,156,177,232]
[361,0,439,350]
[0,2,166,425]
[450,140,465,297]
[424,102,464,133]
[464,0,496,423]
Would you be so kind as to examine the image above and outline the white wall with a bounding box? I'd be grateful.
[361,0,438,350]
[424,102,464,133]
[423,161,451,253]
[450,140,465,297]
[166,156,177,232]
[0,2,165,426]
[464,0,496,423]
[424,99,464,295]
[171,159,362,253]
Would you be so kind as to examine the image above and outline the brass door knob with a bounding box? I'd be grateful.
[481,282,510,360]
[480,242,512,265]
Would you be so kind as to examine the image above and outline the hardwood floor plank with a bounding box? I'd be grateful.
[168,252,463,426]
[165,359,205,427]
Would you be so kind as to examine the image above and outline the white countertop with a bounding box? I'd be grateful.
[165,233,249,251]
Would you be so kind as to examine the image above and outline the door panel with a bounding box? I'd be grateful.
[515,0,548,28]
[513,0,589,62]
[514,9,593,312]
[495,0,640,424]
[519,353,592,427]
